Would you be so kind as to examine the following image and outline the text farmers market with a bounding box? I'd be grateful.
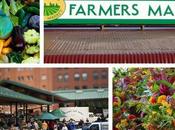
[69,4,175,16]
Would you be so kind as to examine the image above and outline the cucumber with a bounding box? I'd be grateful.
[25,7,39,15]
[17,9,26,27]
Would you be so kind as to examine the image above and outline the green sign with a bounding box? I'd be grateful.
[44,0,175,25]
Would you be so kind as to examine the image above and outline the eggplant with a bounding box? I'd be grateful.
[12,26,25,52]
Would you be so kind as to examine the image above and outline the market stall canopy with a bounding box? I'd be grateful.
[0,80,67,103]
[0,86,51,105]
[38,112,59,120]
[54,88,108,101]
[51,109,66,118]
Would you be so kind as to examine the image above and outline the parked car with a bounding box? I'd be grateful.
[83,122,108,130]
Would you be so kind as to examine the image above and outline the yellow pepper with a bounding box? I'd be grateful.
[3,37,12,47]
[0,40,4,54]
[2,47,12,55]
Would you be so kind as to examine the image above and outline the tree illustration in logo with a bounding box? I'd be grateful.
[44,1,60,16]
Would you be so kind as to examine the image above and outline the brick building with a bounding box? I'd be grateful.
[0,68,108,114]
[0,68,108,91]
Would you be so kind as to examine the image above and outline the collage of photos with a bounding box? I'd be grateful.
[0,0,175,129]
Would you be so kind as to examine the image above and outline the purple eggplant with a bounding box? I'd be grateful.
[12,26,25,52]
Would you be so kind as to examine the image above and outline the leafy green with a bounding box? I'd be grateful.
[172,93,175,99]
[10,0,18,15]
[10,14,19,26]
[7,52,23,63]
[1,0,9,16]
[0,2,2,9]
[152,83,160,92]
[157,80,175,89]
[16,0,24,11]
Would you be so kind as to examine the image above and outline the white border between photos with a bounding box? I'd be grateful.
[40,0,44,64]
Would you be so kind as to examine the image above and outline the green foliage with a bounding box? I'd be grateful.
[7,52,23,63]
[152,83,160,92]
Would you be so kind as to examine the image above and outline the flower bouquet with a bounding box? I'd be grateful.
[113,68,175,130]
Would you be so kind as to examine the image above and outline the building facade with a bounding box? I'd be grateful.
[0,68,108,91]
[0,68,108,115]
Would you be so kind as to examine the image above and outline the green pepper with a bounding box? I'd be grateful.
[24,6,39,15]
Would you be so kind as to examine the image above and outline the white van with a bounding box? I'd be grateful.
[86,122,108,130]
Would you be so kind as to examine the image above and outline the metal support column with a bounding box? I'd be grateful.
[47,105,50,112]
[15,103,18,125]
[141,25,145,31]
[100,25,104,31]
[41,105,43,112]
[10,104,12,115]
[25,104,28,122]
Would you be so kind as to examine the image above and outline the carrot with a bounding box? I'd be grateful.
[3,37,12,47]
[0,40,4,54]
[2,47,12,55]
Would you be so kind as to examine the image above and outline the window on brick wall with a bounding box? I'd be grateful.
[64,74,69,82]
[82,85,87,89]
[57,74,63,82]
[101,70,108,79]
[75,86,80,89]
[93,72,99,80]
[82,73,88,80]
[74,73,80,81]
[41,75,47,80]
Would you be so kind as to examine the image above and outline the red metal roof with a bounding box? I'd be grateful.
[45,29,175,63]
[45,53,175,63]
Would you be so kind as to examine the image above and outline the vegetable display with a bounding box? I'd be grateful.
[0,0,40,63]
[113,68,175,130]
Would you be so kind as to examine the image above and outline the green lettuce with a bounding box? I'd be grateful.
[10,0,18,15]
[2,0,9,16]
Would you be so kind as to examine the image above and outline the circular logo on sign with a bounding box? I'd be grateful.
[44,0,66,21]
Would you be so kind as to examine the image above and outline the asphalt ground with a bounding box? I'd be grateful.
[45,30,175,55]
